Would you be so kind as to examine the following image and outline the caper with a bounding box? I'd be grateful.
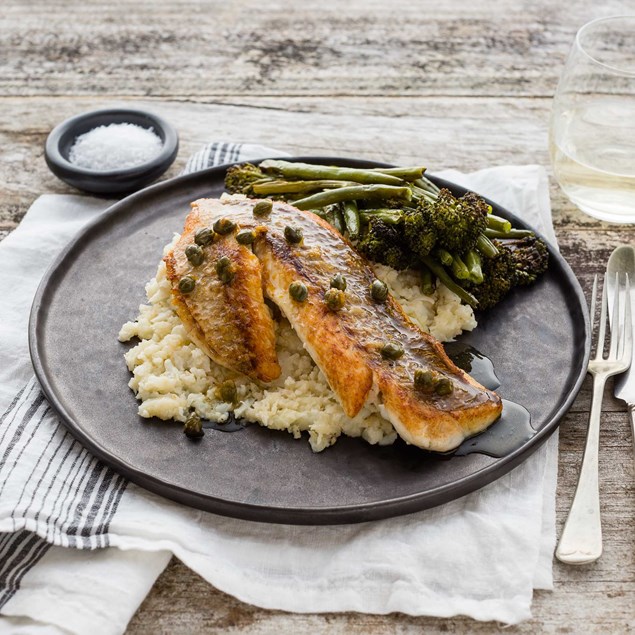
[216,256,231,271]
[178,276,196,294]
[330,273,347,291]
[380,342,404,360]
[183,412,204,439]
[236,229,256,245]
[370,279,388,302]
[289,281,308,302]
[435,377,454,396]
[194,227,214,246]
[414,369,437,392]
[213,217,237,235]
[324,288,345,312]
[216,257,235,284]
[219,380,237,403]
[185,244,204,266]
[284,226,303,244]
[253,199,273,217]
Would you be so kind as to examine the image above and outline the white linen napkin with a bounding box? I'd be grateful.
[0,143,558,634]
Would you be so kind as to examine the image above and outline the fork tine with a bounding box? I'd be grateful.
[622,273,633,363]
[610,272,620,359]
[596,275,608,361]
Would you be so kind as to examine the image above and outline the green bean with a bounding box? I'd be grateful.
[465,250,484,284]
[476,233,499,258]
[420,256,478,307]
[485,228,535,239]
[435,248,453,267]
[373,166,426,181]
[259,160,405,186]
[341,200,360,239]
[486,214,512,234]
[420,264,435,296]
[292,185,412,211]
[331,207,345,235]
[451,253,470,280]
[358,209,402,225]
[414,176,440,195]
[252,180,355,195]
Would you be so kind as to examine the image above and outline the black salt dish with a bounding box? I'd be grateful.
[45,108,179,195]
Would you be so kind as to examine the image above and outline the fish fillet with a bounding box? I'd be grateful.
[165,203,280,382]
[167,196,502,452]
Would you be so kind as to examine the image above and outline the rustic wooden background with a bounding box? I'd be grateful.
[1,0,634,632]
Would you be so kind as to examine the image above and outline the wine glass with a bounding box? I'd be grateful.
[549,16,635,223]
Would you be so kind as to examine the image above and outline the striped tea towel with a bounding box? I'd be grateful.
[0,143,558,635]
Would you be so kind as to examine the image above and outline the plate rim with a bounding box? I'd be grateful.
[28,156,591,524]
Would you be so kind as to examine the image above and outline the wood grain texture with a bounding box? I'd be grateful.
[1,0,634,632]
[0,0,632,98]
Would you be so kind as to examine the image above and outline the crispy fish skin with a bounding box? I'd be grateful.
[170,196,502,452]
[165,203,280,383]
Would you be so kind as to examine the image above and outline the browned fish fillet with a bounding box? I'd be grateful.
[165,202,281,383]
[168,196,502,452]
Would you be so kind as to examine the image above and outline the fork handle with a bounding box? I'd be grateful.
[556,373,607,565]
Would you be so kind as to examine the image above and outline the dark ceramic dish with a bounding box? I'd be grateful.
[29,157,590,525]
[45,108,179,195]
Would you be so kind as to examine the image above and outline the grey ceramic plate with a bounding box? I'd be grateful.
[29,157,590,524]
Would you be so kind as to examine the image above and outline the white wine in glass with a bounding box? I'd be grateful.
[549,16,635,223]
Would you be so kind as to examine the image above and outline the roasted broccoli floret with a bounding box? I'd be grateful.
[500,236,549,286]
[224,163,270,195]
[418,189,489,255]
[356,217,414,270]
[402,206,438,259]
[466,241,516,310]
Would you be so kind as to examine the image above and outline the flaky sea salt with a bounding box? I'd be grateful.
[68,123,163,171]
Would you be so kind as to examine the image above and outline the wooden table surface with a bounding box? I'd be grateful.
[2,0,634,632]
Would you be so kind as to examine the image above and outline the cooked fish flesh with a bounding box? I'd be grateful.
[166,196,503,452]
[165,204,281,383]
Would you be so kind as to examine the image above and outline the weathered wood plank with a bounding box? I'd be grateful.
[0,0,609,98]
[0,95,626,230]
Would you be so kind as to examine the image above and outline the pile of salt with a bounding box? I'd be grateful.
[68,123,163,171]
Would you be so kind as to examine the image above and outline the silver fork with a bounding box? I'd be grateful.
[556,273,632,565]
